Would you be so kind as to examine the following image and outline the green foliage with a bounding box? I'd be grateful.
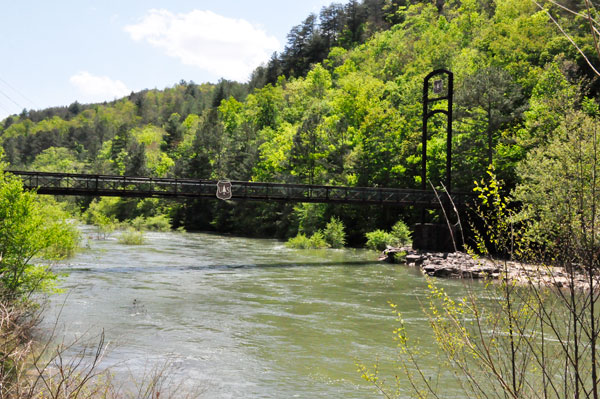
[1,0,600,242]
[30,147,85,173]
[83,198,118,239]
[323,217,346,248]
[390,220,411,247]
[365,220,411,250]
[513,110,600,251]
[308,230,328,249]
[0,172,79,300]
[129,215,172,232]
[118,228,145,245]
[365,229,395,251]
[286,231,329,249]
[286,233,311,249]
[293,203,326,236]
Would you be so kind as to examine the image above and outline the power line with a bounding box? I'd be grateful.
[0,87,23,110]
[0,75,36,108]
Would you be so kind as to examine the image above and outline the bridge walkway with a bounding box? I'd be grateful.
[9,170,471,207]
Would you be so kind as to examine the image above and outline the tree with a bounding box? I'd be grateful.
[532,0,600,79]
[0,169,79,301]
[514,108,600,252]
[30,147,85,174]
[282,14,329,77]
[456,66,526,168]
[163,112,183,150]
[320,3,346,47]
[289,100,329,184]
[340,0,367,48]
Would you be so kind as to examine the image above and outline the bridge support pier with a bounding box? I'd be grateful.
[412,223,460,253]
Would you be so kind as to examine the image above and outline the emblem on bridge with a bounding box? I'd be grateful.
[216,180,232,200]
[433,79,443,95]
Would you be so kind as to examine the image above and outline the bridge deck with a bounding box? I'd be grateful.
[9,171,471,207]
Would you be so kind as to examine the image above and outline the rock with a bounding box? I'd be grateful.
[405,254,423,266]
[378,248,594,289]
[379,247,408,263]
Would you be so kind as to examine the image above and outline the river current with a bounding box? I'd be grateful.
[41,227,472,398]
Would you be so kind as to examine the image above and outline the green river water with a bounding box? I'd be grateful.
[41,227,480,398]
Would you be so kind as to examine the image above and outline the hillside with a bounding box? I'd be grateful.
[0,0,598,244]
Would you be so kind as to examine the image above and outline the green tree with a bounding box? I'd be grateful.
[0,171,79,300]
[514,108,600,250]
[30,147,85,173]
[456,66,526,168]
[323,216,347,248]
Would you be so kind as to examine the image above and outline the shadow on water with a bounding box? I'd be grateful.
[62,260,383,274]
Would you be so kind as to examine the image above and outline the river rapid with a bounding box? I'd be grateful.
[40,227,474,398]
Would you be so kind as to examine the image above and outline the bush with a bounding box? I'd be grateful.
[286,233,311,249]
[286,231,329,249]
[293,203,326,235]
[391,220,411,246]
[83,199,117,239]
[365,229,395,251]
[143,215,172,231]
[365,220,412,251]
[118,228,145,245]
[308,230,329,249]
[323,217,346,248]
[128,215,172,232]
[129,216,146,231]
[360,171,600,398]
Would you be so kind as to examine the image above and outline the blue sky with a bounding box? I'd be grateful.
[0,0,346,120]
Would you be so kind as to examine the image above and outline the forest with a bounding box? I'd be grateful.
[0,0,598,248]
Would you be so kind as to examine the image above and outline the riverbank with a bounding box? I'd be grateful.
[380,247,591,289]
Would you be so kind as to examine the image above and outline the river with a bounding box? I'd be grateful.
[40,227,476,398]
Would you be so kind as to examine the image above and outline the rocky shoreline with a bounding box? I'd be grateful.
[380,247,591,289]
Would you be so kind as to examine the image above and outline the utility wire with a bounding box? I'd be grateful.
[0,85,23,111]
[0,75,36,108]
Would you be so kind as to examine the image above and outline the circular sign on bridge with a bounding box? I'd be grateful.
[216,180,232,200]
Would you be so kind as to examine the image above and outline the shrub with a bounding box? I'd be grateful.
[365,229,395,251]
[391,220,411,246]
[323,217,346,248]
[118,228,145,245]
[286,231,329,249]
[83,199,117,239]
[129,216,146,231]
[143,215,172,231]
[286,233,312,249]
[308,230,329,249]
[360,170,600,398]
[293,203,326,235]
[128,215,172,232]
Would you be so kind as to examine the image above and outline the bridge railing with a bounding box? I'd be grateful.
[8,170,473,207]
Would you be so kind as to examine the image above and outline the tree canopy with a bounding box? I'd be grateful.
[1,0,599,245]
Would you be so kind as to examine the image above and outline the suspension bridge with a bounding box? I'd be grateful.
[9,170,472,207]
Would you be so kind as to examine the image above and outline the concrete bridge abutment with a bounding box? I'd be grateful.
[412,223,461,253]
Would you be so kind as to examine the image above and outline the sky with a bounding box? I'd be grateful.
[0,0,347,120]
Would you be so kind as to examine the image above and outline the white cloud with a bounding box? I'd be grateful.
[124,9,280,82]
[69,71,130,102]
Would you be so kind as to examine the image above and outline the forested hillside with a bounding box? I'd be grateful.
[1,0,598,245]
